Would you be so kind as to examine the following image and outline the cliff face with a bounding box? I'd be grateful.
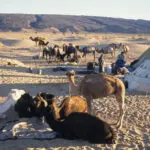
[0,14,150,33]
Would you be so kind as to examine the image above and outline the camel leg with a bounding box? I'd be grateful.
[115,94,125,129]
[114,49,116,57]
[85,95,93,115]
[111,52,114,58]
[93,51,96,62]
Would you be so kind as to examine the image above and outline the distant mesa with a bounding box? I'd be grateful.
[0,14,150,33]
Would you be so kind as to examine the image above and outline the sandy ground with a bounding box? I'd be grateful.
[0,31,150,149]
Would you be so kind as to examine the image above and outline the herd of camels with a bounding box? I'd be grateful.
[29,36,129,62]
[7,35,130,144]
[26,36,127,139]
[14,70,125,143]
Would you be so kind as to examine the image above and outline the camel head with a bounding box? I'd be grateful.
[66,70,76,85]
[29,37,33,40]
[45,41,49,45]
[36,93,48,108]
[31,93,49,117]
[14,93,36,118]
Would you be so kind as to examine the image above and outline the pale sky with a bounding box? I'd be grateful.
[0,0,149,20]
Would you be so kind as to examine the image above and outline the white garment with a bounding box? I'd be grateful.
[0,89,25,118]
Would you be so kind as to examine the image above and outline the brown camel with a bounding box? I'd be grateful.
[37,94,87,120]
[29,36,40,46]
[66,71,125,129]
[51,96,87,120]
[38,40,49,49]
[29,37,45,46]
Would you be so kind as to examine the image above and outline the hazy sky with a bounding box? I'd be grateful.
[0,0,149,20]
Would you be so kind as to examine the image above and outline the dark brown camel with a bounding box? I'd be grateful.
[36,95,115,144]
[62,43,78,60]
[38,40,49,50]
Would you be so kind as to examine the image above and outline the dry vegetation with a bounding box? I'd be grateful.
[0,31,150,149]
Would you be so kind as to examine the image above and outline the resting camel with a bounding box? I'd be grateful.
[36,95,115,144]
[37,93,87,120]
[15,93,37,118]
[66,71,125,129]
[15,92,87,120]
[76,45,96,62]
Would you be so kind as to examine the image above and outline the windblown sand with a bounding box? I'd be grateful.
[0,31,150,149]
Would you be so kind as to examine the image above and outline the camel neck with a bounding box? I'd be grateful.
[69,82,79,96]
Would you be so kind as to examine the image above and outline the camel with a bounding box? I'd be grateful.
[29,37,45,46]
[63,43,78,60]
[66,71,125,129]
[38,40,49,50]
[14,93,37,118]
[96,43,129,57]
[29,36,40,46]
[15,92,87,120]
[43,45,64,62]
[15,92,51,118]
[96,44,116,57]
[76,45,96,62]
[37,93,87,120]
[36,96,115,143]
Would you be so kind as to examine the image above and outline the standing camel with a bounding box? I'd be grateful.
[96,43,117,57]
[38,40,49,50]
[29,36,40,46]
[76,45,96,62]
[37,94,87,120]
[66,71,125,129]
[43,45,63,62]
[63,43,77,60]
[29,37,45,46]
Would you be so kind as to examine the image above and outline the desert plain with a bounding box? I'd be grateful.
[0,31,150,150]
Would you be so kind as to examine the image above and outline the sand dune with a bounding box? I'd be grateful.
[0,38,35,48]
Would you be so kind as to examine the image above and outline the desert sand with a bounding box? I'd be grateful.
[0,31,150,149]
